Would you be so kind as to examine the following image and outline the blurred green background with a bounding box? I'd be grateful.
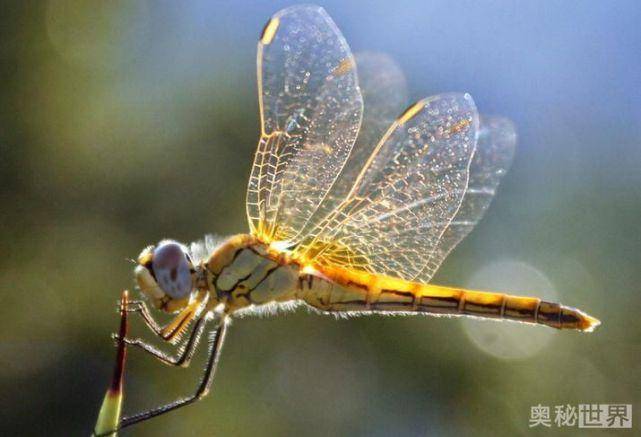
[1,1,639,436]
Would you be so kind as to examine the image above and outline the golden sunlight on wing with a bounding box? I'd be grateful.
[246,5,363,245]
[413,116,517,282]
[306,52,409,228]
[295,93,479,280]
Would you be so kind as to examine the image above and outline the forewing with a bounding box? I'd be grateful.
[246,5,363,244]
[296,93,479,280]
[309,52,409,225]
[414,116,517,282]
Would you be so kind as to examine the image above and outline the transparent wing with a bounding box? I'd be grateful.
[414,116,517,282]
[348,53,409,181]
[307,52,409,226]
[295,93,479,280]
[246,5,363,244]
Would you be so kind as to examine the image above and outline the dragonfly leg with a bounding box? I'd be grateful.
[126,293,206,342]
[124,300,163,335]
[119,313,210,367]
[119,317,229,430]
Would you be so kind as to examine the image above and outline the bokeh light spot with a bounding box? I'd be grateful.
[462,260,558,360]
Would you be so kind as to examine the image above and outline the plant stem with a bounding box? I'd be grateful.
[92,290,129,437]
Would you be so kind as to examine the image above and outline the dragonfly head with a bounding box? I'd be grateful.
[135,240,196,313]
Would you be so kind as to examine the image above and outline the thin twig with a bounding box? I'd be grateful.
[92,290,129,437]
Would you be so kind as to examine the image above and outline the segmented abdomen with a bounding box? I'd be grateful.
[297,265,599,332]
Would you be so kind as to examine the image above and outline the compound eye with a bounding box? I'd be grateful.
[152,242,192,299]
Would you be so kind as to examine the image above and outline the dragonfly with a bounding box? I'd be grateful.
[116,4,600,431]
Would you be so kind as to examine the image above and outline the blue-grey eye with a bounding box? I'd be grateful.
[152,242,192,299]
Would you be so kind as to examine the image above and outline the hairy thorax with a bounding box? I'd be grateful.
[201,234,302,314]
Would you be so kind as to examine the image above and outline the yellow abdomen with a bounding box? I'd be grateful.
[298,264,600,332]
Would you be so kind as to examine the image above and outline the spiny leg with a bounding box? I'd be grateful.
[126,292,207,342]
[122,313,210,367]
[115,292,208,366]
[114,300,199,356]
[119,317,229,430]
[124,300,163,336]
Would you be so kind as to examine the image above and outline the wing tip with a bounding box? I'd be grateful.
[397,99,426,125]
[260,16,280,45]
[331,57,356,77]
